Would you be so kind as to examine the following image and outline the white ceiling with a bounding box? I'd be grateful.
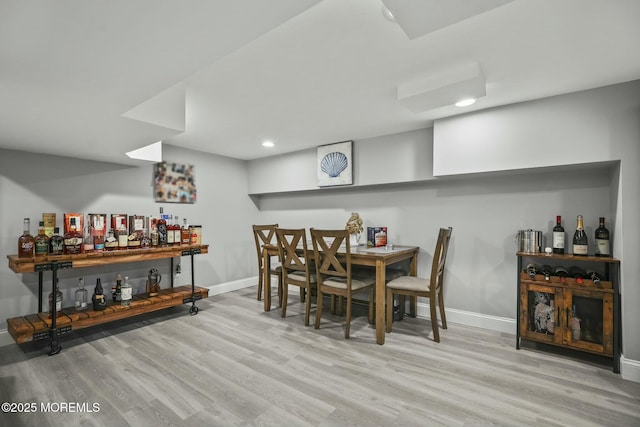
[1,0,639,165]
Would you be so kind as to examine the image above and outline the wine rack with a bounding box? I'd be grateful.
[6,244,209,355]
[516,252,620,372]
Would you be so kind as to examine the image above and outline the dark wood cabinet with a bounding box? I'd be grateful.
[516,252,620,372]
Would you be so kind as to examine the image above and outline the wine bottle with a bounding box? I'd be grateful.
[541,265,552,281]
[554,266,568,283]
[586,269,602,285]
[572,215,588,256]
[569,266,585,285]
[92,278,107,311]
[18,218,35,258]
[594,217,610,257]
[552,215,565,255]
[525,263,540,279]
[121,276,132,306]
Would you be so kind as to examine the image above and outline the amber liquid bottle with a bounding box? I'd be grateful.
[157,207,168,246]
[34,220,50,258]
[49,227,64,255]
[64,217,83,254]
[18,218,35,258]
[181,218,191,245]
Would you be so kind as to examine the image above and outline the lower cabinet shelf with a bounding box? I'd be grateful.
[7,285,209,344]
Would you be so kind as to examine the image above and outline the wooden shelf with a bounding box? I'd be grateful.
[7,285,208,344]
[7,244,209,273]
[516,252,619,263]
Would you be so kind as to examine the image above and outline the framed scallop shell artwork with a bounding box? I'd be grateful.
[317,140,353,187]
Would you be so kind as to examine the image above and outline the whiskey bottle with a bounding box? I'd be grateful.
[18,218,35,258]
[172,216,182,245]
[92,278,107,311]
[104,229,118,251]
[74,277,88,311]
[49,227,64,255]
[34,221,50,258]
[121,276,132,306]
[117,217,128,250]
[48,278,63,318]
[63,217,83,254]
[83,219,94,253]
[181,218,190,245]
[157,207,168,246]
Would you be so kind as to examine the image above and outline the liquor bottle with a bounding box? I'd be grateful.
[93,226,105,252]
[541,265,552,281]
[48,278,63,318]
[18,218,35,258]
[594,217,610,257]
[525,263,539,279]
[117,217,128,250]
[172,216,182,245]
[586,269,602,285]
[569,266,585,285]
[181,218,191,245]
[167,214,175,246]
[64,217,83,254]
[75,277,88,311]
[140,228,151,248]
[104,229,118,251]
[121,276,132,306]
[34,221,50,258]
[554,266,568,283]
[49,227,64,255]
[572,215,588,256]
[83,219,94,253]
[92,278,107,311]
[112,273,122,302]
[157,207,168,246]
[552,215,565,255]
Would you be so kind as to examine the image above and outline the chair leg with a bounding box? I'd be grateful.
[386,288,393,333]
[430,297,440,343]
[257,268,263,301]
[409,296,417,317]
[345,295,352,339]
[277,273,283,308]
[300,288,305,303]
[281,284,288,318]
[304,286,312,326]
[368,287,374,324]
[438,289,447,329]
[315,290,323,329]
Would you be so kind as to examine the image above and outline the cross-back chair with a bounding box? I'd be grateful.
[385,227,453,342]
[252,224,283,308]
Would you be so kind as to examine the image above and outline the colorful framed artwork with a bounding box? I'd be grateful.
[154,162,197,203]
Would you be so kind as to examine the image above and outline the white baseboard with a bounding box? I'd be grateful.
[2,279,639,383]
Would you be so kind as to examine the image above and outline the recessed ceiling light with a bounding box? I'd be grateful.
[262,140,274,148]
[455,98,476,107]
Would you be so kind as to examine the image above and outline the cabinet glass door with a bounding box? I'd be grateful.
[563,289,613,355]
[520,283,563,345]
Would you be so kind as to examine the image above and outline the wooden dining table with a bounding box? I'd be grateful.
[262,243,420,345]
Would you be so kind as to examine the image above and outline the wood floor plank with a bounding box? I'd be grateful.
[1,287,638,427]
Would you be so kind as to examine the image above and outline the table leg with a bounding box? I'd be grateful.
[375,259,386,345]
[263,249,271,312]
[409,252,418,316]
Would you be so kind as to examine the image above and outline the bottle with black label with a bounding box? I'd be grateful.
[594,217,610,257]
[49,227,64,255]
[552,215,565,254]
[572,215,588,256]
[92,278,107,311]
[112,273,122,302]
[157,207,168,246]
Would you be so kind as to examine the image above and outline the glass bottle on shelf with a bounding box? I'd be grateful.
[572,215,588,256]
[104,228,118,251]
[140,228,151,248]
[92,278,107,311]
[157,207,168,246]
[586,269,602,285]
[121,276,132,306]
[48,278,63,318]
[181,218,191,245]
[172,216,181,245]
[49,227,64,255]
[64,217,83,254]
[18,217,35,258]
[117,218,128,250]
[75,277,88,311]
[594,217,610,257]
[112,273,122,303]
[552,215,565,255]
[83,219,94,253]
[167,214,175,246]
[34,220,50,258]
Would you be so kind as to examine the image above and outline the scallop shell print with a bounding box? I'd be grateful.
[320,151,348,178]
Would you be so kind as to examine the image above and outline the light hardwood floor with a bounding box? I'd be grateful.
[1,287,639,427]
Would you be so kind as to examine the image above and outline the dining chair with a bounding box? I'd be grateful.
[275,227,316,326]
[252,224,283,306]
[385,227,453,342]
[310,228,376,339]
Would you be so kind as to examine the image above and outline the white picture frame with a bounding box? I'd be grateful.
[317,140,353,187]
